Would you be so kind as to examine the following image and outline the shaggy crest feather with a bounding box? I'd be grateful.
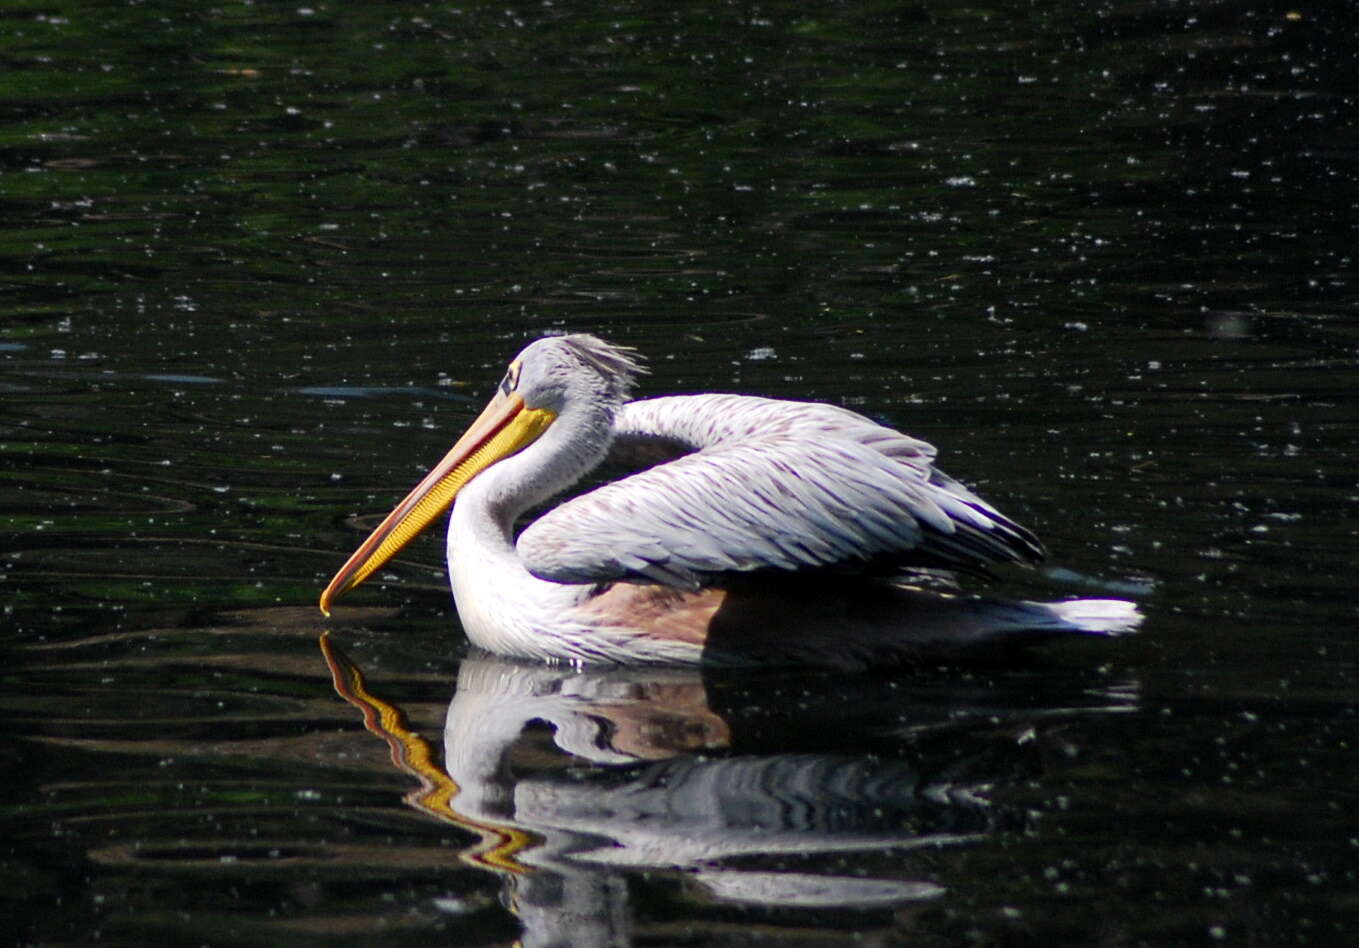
[551,334,647,401]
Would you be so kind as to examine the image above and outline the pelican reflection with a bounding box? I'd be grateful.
[320,634,1136,945]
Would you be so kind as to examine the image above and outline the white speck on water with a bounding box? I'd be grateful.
[432,897,474,915]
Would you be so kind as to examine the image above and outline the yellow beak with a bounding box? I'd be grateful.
[319,390,556,615]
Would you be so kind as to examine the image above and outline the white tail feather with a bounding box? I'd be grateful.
[1038,598,1143,636]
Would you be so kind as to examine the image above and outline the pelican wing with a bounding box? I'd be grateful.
[608,394,939,467]
[517,395,1043,589]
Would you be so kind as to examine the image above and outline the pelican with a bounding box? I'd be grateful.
[320,335,1139,667]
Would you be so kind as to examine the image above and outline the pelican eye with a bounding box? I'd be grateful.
[498,360,522,397]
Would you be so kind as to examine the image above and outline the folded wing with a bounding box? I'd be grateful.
[516,394,1043,589]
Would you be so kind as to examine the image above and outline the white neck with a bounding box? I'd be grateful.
[444,403,614,662]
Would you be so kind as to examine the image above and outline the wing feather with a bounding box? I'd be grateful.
[516,394,1043,588]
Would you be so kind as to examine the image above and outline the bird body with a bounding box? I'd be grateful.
[321,335,1139,667]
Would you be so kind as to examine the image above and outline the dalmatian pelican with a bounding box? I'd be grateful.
[320,335,1139,667]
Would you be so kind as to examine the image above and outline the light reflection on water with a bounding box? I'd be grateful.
[9,603,1356,943]
[8,606,1142,942]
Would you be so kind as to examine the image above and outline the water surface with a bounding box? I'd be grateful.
[4,1,1357,944]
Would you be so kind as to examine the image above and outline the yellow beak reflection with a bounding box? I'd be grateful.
[319,390,556,615]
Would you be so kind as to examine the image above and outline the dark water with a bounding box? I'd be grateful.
[4,1,1357,944]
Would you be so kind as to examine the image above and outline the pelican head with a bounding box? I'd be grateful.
[319,334,644,615]
[513,333,644,412]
